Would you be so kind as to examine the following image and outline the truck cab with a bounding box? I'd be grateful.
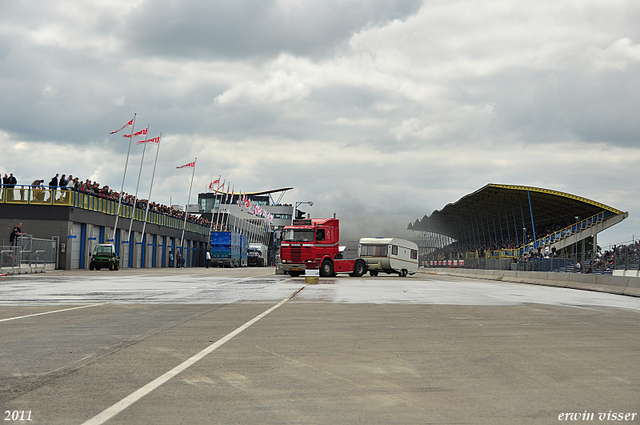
[280,218,365,277]
[248,243,267,267]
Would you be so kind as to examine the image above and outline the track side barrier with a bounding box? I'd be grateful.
[430,268,640,297]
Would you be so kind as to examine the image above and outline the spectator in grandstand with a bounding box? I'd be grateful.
[1,173,6,200]
[5,173,17,201]
[31,180,46,201]
[48,174,60,199]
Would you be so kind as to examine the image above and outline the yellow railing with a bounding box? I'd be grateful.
[435,249,519,261]
[1,185,209,235]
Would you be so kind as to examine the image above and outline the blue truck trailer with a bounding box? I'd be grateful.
[209,231,248,267]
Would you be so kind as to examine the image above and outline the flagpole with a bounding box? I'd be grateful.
[215,180,225,231]
[180,157,197,253]
[220,183,227,231]
[208,175,221,238]
[224,185,234,230]
[141,133,162,246]
[127,125,150,245]
[223,183,231,230]
[112,113,136,243]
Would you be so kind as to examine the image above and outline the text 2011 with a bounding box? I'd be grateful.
[4,411,32,421]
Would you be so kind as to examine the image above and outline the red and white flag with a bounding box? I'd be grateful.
[208,178,221,191]
[109,117,134,134]
[177,161,195,169]
[136,135,160,144]
[124,127,148,138]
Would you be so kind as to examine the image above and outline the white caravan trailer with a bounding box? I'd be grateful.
[358,237,419,277]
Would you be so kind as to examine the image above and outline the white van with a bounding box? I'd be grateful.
[358,238,419,277]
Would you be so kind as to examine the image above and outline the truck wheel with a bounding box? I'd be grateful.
[370,270,378,277]
[349,260,365,277]
[320,260,333,277]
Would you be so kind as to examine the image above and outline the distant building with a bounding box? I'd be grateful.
[197,187,295,265]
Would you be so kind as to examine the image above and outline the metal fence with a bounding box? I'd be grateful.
[432,241,640,276]
[1,235,59,270]
[457,250,605,274]
[609,241,640,273]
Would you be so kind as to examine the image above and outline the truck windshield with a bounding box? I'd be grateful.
[283,229,315,242]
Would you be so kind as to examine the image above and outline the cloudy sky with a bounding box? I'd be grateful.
[1,0,639,245]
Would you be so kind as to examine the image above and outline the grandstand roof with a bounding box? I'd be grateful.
[408,184,625,241]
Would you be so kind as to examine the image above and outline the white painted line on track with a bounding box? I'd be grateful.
[0,303,106,323]
[80,286,305,425]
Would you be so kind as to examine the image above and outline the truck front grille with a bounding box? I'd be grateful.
[290,247,302,263]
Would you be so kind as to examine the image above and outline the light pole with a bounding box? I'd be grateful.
[293,201,313,224]
[574,216,580,265]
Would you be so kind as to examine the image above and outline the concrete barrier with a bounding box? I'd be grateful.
[0,265,47,275]
[565,274,597,292]
[623,279,640,297]
[429,268,640,298]
[592,275,628,295]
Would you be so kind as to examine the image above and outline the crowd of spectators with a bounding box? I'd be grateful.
[597,241,640,272]
[1,172,210,228]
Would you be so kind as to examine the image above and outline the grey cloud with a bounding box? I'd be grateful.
[459,67,640,147]
[123,0,423,60]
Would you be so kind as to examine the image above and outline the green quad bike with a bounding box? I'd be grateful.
[89,244,120,270]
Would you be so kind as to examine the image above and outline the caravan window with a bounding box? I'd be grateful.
[411,249,418,259]
[360,244,388,257]
[391,245,398,255]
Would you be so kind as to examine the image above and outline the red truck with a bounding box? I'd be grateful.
[279,218,367,277]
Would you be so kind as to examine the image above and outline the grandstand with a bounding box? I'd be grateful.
[408,184,628,270]
[1,184,210,271]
